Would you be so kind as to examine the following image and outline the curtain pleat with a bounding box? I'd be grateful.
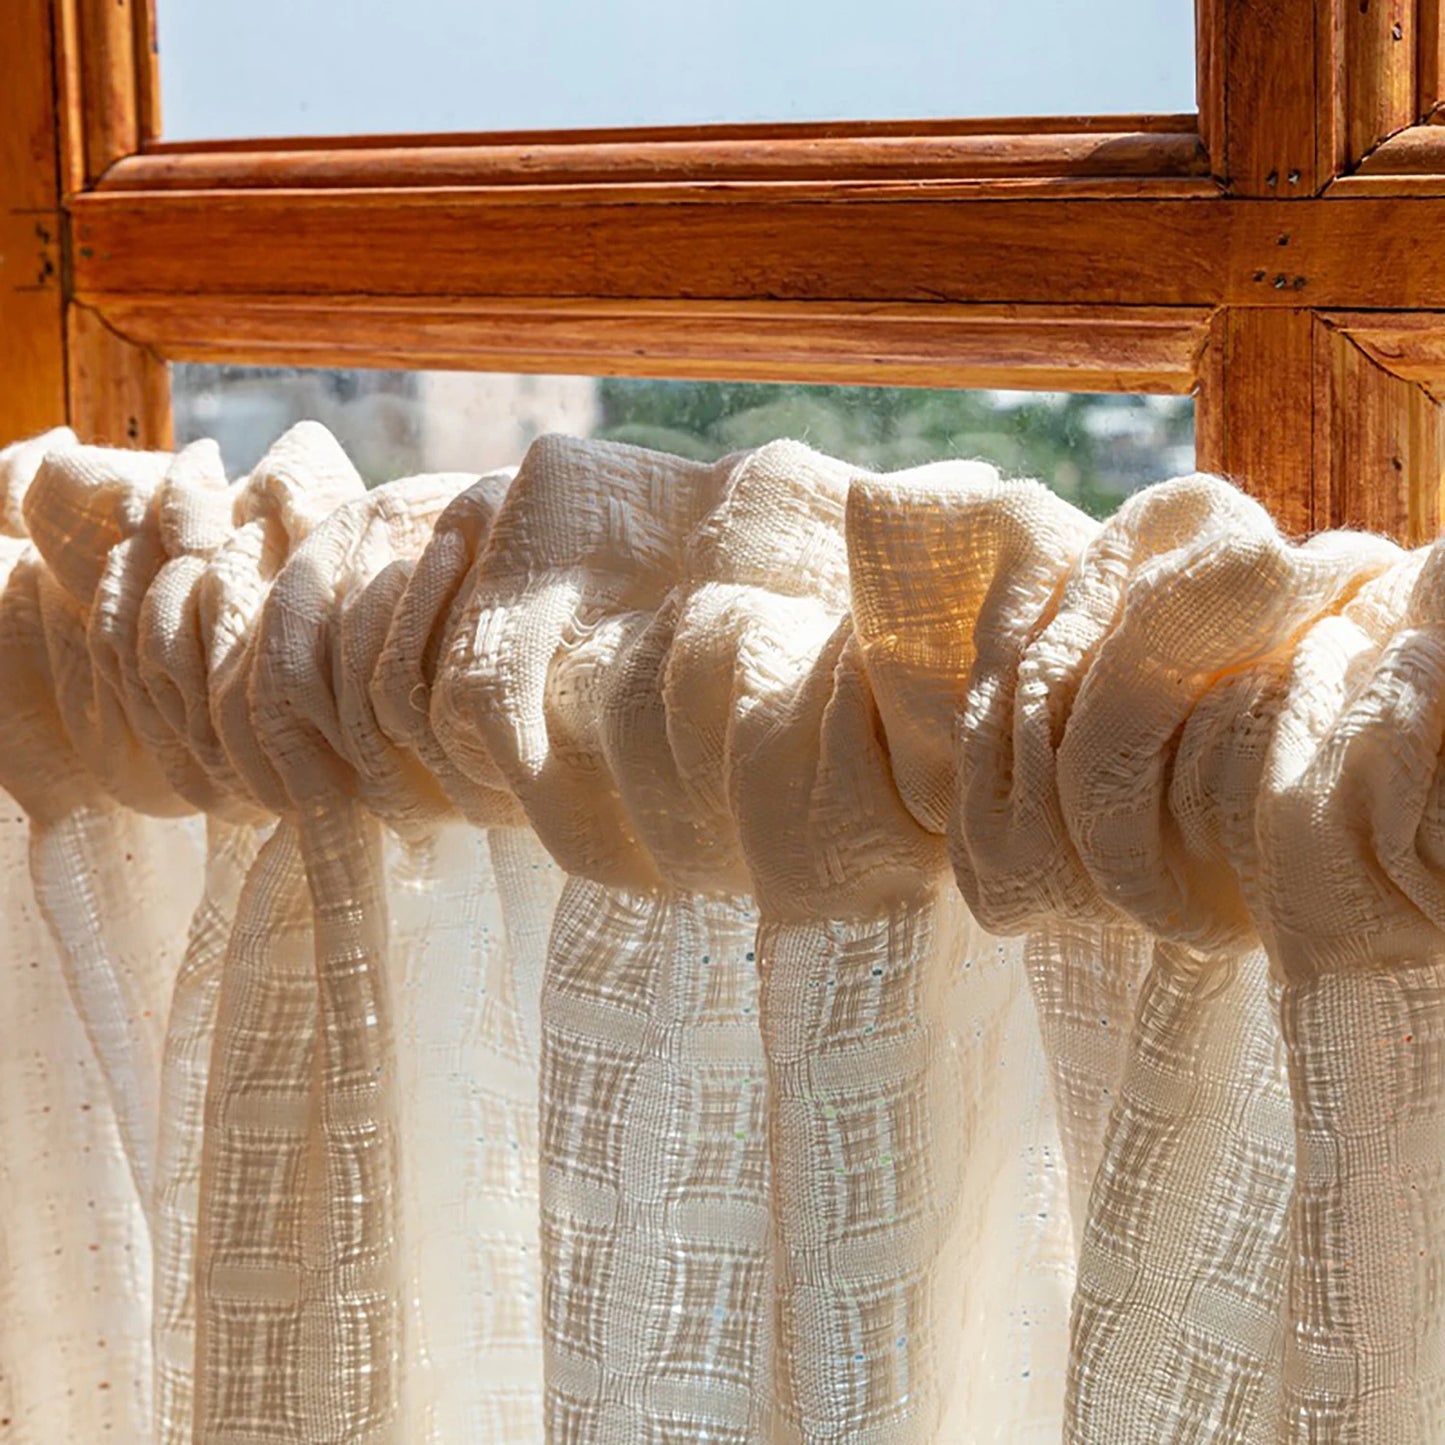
[540,880,769,1441]
[5,421,1445,1441]
[1068,944,1292,1442]
[761,892,1071,1441]
[154,818,262,1442]
[387,822,560,1441]
[0,803,155,1440]
[193,820,317,1440]
[294,800,402,1444]
[1279,964,1445,1438]
[28,806,203,1211]
[1022,921,1152,1253]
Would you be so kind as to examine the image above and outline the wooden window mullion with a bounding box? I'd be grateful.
[0,0,68,443]
[1196,0,1325,534]
[60,0,170,447]
[1196,308,1318,536]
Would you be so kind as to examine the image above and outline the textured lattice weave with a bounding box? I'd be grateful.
[0,422,1440,1442]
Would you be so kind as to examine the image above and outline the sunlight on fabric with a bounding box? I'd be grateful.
[4,409,1440,1442]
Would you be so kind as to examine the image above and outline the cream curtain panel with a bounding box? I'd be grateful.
[0,420,1440,1443]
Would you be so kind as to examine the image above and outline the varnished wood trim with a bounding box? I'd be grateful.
[1196,0,1224,172]
[1335,119,1445,176]
[69,191,1229,306]
[1201,308,1445,550]
[140,113,1204,154]
[66,301,170,447]
[1196,309,1316,534]
[52,0,160,189]
[1204,0,1413,194]
[49,0,169,442]
[1327,116,1445,190]
[86,296,1211,394]
[71,0,140,184]
[67,191,1445,311]
[1326,173,1445,193]
[1326,1,1445,184]
[1317,310,1445,398]
[133,0,159,146]
[98,130,1212,197]
[1338,0,1414,170]
[1313,313,1445,543]
[1212,0,1323,195]
[51,0,85,198]
[0,0,68,439]
[1421,0,1445,118]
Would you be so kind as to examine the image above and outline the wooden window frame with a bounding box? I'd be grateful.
[5,0,1445,540]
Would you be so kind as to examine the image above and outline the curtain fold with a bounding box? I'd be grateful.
[1067,943,1291,1442]
[540,881,768,1440]
[154,817,261,1443]
[2,420,1444,1441]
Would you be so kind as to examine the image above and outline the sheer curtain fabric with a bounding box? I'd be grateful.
[0,421,1439,1443]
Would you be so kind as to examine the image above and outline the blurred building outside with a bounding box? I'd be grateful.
[172,365,1195,520]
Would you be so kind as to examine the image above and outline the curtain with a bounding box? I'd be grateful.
[0,419,1440,1443]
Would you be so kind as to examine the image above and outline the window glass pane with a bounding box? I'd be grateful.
[157,0,1195,140]
[171,366,1195,520]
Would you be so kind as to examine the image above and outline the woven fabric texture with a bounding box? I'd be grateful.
[0,422,1440,1442]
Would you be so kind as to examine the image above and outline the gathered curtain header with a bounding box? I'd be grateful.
[0,421,1434,970]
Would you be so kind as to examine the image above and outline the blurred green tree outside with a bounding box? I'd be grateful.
[171,365,1196,516]
[595,378,1195,519]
